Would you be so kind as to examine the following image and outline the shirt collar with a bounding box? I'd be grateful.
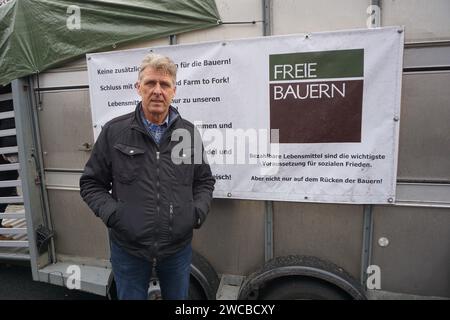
[140,106,170,128]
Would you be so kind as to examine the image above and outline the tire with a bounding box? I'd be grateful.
[258,277,351,300]
[189,277,207,300]
[239,255,366,300]
[189,250,220,300]
[107,279,117,300]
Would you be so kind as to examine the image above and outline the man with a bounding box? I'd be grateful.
[80,53,215,300]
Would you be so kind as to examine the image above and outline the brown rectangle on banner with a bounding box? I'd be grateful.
[270,80,363,143]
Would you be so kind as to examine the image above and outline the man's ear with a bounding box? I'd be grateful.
[136,81,141,96]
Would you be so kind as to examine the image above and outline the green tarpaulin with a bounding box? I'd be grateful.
[0,0,221,85]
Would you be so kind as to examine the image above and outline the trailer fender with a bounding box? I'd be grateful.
[238,255,366,300]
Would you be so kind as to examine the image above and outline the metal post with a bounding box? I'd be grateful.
[169,34,177,45]
[12,78,53,278]
[371,0,381,9]
[263,0,272,37]
[264,201,274,262]
[263,0,274,262]
[368,0,381,28]
[361,205,374,287]
[360,0,381,288]
[28,76,57,264]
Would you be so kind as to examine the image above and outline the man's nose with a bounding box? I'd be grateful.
[153,83,162,94]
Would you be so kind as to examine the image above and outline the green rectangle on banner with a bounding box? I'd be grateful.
[269,49,364,81]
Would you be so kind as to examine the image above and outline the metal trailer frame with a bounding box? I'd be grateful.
[11,77,112,296]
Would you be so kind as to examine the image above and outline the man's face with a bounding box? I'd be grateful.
[137,67,176,122]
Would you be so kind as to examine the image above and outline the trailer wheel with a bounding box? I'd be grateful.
[189,276,207,299]
[189,250,220,300]
[239,255,366,300]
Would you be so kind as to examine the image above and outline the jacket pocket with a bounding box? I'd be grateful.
[113,143,146,184]
[170,201,195,241]
[109,201,127,237]
[113,200,149,244]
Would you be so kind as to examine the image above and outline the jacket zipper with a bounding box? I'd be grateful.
[130,108,180,261]
[169,203,174,235]
[153,150,161,261]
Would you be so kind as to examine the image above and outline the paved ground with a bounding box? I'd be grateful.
[0,261,107,300]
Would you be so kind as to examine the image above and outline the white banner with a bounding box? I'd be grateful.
[87,27,404,204]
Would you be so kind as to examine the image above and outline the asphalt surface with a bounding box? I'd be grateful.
[0,261,107,300]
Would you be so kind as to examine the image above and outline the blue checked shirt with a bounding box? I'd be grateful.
[140,109,169,145]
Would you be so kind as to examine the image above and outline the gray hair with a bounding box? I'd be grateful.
[138,53,177,84]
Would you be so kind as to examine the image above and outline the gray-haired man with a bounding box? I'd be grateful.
[80,53,215,300]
